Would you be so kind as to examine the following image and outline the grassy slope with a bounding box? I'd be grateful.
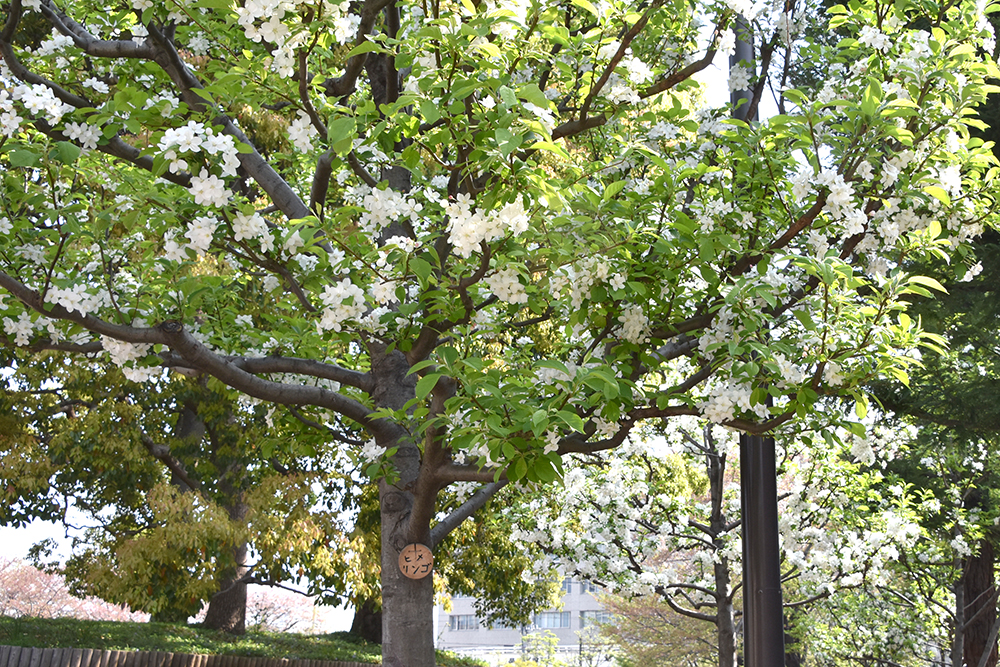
[0,617,483,667]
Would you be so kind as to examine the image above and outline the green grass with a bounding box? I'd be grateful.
[0,616,484,667]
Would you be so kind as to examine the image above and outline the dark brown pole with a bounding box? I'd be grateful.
[740,433,785,666]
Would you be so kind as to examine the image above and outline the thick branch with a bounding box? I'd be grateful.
[0,272,385,431]
[579,0,663,117]
[141,434,201,491]
[310,150,335,215]
[155,321,382,430]
[145,24,311,219]
[321,0,397,97]
[226,355,374,393]
[40,0,156,58]
[429,481,509,548]
[436,463,506,483]
[659,587,718,623]
[642,49,719,98]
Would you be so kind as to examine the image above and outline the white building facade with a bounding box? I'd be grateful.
[435,578,614,665]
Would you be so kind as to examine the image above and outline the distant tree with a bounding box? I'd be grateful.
[598,593,717,667]
[0,557,148,621]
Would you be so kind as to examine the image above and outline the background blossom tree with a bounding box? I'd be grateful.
[0,558,149,621]
[1,0,998,664]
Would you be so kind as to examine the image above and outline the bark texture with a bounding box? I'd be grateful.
[965,538,998,667]
[707,430,737,667]
[371,346,435,667]
[350,597,383,644]
[202,499,250,634]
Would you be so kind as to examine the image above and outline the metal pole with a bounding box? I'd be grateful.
[731,15,755,123]
[740,433,785,667]
[729,16,783,666]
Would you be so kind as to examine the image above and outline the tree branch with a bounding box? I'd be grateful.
[226,355,374,393]
[39,0,156,58]
[141,434,201,491]
[144,24,311,220]
[429,480,509,548]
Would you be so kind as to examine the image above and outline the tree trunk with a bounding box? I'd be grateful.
[203,499,250,635]
[372,344,435,667]
[706,426,737,667]
[202,561,248,634]
[381,479,435,667]
[965,539,998,667]
[784,621,805,667]
[954,553,966,667]
[715,573,737,667]
[351,597,383,644]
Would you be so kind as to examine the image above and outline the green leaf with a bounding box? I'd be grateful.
[923,185,950,206]
[528,141,570,159]
[556,410,585,432]
[533,457,558,483]
[499,86,517,108]
[327,116,357,156]
[792,308,816,331]
[602,180,627,202]
[518,83,551,109]
[415,373,441,400]
[495,128,522,158]
[846,421,866,438]
[536,359,570,376]
[406,359,437,376]
[860,80,882,118]
[570,0,599,16]
[345,40,382,59]
[419,99,441,125]
[52,141,82,165]
[9,150,41,167]
[438,345,459,368]
[410,257,432,282]
[908,275,947,293]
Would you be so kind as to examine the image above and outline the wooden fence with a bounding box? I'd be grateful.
[0,647,376,667]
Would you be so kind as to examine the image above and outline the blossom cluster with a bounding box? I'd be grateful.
[617,304,649,344]
[446,195,530,257]
[484,266,528,304]
[234,0,359,77]
[698,382,761,424]
[44,284,109,317]
[157,121,241,181]
[8,84,73,128]
[288,111,319,152]
[317,278,367,332]
[359,187,424,236]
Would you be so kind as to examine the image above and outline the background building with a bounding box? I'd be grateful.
[435,578,614,665]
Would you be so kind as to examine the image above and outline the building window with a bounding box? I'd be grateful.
[580,610,615,628]
[449,614,479,631]
[561,577,573,594]
[534,611,571,629]
[581,580,602,595]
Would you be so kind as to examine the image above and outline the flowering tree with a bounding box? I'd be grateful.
[507,419,941,667]
[870,229,1000,667]
[1,0,997,663]
[0,557,149,621]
